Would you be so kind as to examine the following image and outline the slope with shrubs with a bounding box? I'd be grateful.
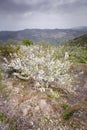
[63,33,87,47]
[61,34,87,63]
[0,40,87,130]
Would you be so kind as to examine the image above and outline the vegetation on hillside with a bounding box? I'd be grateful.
[0,44,20,58]
[60,34,87,63]
[63,34,87,47]
[0,35,87,130]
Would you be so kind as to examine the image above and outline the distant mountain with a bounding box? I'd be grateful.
[0,27,87,44]
[64,34,87,47]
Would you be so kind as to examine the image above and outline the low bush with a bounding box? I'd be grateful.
[62,103,68,110]
[63,111,73,120]
[0,44,20,57]
[23,39,33,46]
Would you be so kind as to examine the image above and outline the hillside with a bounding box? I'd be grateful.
[64,34,87,47]
[0,27,87,44]
[0,43,87,130]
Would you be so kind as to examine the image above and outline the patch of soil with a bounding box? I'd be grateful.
[0,64,87,130]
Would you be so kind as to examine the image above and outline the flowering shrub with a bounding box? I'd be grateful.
[7,44,72,87]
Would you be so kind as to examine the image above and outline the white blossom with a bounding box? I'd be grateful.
[7,45,72,84]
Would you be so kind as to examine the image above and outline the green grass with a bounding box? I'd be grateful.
[0,79,9,99]
[62,103,68,110]
[8,127,17,130]
[63,111,73,120]
[47,93,53,98]
[0,70,5,93]
[0,112,17,130]
[0,112,9,123]
[0,112,4,122]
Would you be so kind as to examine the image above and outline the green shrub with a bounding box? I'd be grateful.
[63,111,73,120]
[0,70,9,99]
[59,45,87,63]
[0,44,20,57]
[0,112,4,122]
[67,46,87,63]
[62,103,68,110]
[8,127,17,130]
[23,39,33,46]
[0,111,17,130]
[0,70,4,92]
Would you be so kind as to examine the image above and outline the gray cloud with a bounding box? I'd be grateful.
[0,0,87,30]
[1,0,87,14]
[0,0,51,14]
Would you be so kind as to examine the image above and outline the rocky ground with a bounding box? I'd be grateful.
[0,45,87,130]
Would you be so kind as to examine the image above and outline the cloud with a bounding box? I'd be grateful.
[0,0,87,30]
[0,0,87,14]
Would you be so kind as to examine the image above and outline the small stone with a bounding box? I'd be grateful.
[29,121,34,128]
[35,106,39,112]
[39,99,51,113]
[22,106,30,116]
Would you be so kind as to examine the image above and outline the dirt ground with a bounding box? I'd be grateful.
[0,64,87,130]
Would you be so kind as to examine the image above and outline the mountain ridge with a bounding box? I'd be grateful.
[0,27,87,44]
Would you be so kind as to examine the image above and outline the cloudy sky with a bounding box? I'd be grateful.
[0,0,87,30]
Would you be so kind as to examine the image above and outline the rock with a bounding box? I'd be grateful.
[34,106,39,112]
[22,107,30,116]
[39,99,51,114]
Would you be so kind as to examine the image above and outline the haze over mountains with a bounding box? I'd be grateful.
[0,27,87,44]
